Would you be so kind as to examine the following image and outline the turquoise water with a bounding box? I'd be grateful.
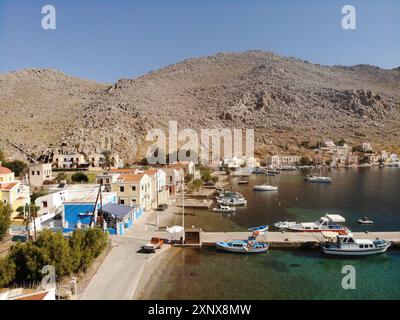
[143,168,400,300]
[143,248,400,300]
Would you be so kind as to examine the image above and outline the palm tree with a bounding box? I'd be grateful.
[101,150,112,170]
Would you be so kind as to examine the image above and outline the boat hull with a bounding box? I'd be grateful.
[322,244,390,256]
[216,242,269,253]
[253,186,278,191]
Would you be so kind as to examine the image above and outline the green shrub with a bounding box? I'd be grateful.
[71,172,89,183]
[0,257,16,288]
[0,202,12,240]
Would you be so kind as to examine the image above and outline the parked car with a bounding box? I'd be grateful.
[157,203,168,211]
[142,237,164,253]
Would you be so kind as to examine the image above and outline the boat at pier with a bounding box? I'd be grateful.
[273,221,297,230]
[322,233,391,256]
[286,214,348,233]
[248,225,269,233]
[212,205,235,213]
[253,184,278,191]
[217,197,247,206]
[216,240,269,253]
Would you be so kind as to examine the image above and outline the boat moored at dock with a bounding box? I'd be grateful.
[253,184,278,191]
[305,175,332,183]
[286,214,348,233]
[322,233,391,256]
[248,225,269,233]
[216,240,269,253]
[212,205,235,213]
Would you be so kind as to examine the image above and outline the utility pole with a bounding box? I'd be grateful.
[156,172,159,230]
[182,181,185,244]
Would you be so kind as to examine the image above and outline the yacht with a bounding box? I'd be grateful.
[322,233,391,256]
[253,184,278,191]
[287,214,348,233]
[357,216,374,224]
[216,240,269,253]
[217,197,247,206]
[305,175,332,183]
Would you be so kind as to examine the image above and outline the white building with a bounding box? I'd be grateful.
[29,163,52,187]
[53,153,86,169]
[362,142,373,152]
[266,155,301,168]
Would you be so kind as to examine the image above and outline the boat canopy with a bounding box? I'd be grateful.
[325,214,345,223]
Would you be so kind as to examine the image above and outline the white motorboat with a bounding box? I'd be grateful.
[322,233,391,256]
[216,240,269,253]
[212,205,235,213]
[287,214,348,233]
[273,221,297,230]
[253,184,278,191]
[217,197,247,206]
[305,175,332,183]
[357,216,374,224]
[232,168,253,177]
[248,225,269,233]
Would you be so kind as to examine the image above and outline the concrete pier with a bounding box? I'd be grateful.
[201,231,400,248]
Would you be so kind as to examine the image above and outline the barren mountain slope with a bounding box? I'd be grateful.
[1,51,399,162]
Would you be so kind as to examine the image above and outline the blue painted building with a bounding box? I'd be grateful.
[62,191,144,235]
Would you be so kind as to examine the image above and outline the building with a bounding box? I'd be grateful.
[367,153,380,165]
[101,202,143,235]
[0,165,30,218]
[62,191,116,232]
[96,173,119,191]
[362,142,373,152]
[29,162,52,187]
[144,169,169,208]
[53,153,86,169]
[169,161,195,175]
[111,173,152,210]
[332,153,359,167]
[163,167,184,195]
[87,153,123,170]
[266,155,301,168]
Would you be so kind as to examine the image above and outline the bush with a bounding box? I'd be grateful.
[299,156,312,166]
[0,202,12,240]
[188,179,203,191]
[0,228,108,288]
[55,172,68,183]
[30,191,48,204]
[3,160,28,177]
[0,257,16,287]
[71,172,89,183]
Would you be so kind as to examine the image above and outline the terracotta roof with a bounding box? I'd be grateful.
[143,169,159,176]
[0,182,18,190]
[110,168,137,173]
[118,173,146,183]
[0,166,12,174]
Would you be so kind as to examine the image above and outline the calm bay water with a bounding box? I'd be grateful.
[151,167,400,300]
[172,167,400,232]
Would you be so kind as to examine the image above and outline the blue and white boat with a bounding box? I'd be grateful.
[216,240,269,253]
[248,225,269,233]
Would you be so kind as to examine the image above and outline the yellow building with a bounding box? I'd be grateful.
[0,166,30,218]
[111,173,152,210]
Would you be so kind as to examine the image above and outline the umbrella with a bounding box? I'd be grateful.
[166,225,184,242]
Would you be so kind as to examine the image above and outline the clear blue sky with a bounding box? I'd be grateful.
[0,0,399,83]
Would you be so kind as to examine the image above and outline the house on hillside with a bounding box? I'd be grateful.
[29,162,52,187]
[144,169,169,208]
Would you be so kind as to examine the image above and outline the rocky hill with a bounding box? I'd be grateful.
[1,51,399,163]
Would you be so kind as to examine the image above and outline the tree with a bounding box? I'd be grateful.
[0,150,5,163]
[71,172,89,183]
[199,166,213,182]
[360,156,370,165]
[36,230,72,278]
[3,160,27,177]
[335,139,346,147]
[0,202,12,240]
[184,173,194,184]
[55,172,68,183]
[0,257,16,288]
[30,191,48,204]
[188,179,203,191]
[101,150,112,170]
[8,242,49,284]
[299,156,312,166]
[325,159,333,167]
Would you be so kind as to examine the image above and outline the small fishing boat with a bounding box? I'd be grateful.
[212,205,235,213]
[305,175,332,183]
[216,240,269,253]
[238,180,249,185]
[273,221,297,230]
[322,233,391,256]
[248,225,269,233]
[253,184,278,191]
[287,214,348,233]
[357,216,374,224]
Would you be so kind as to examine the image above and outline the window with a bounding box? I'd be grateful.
[31,171,35,175]
[106,179,110,184]
[120,199,125,205]
[37,171,40,175]
[120,186,125,193]
[43,201,48,208]
[131,199,136,203]
[132,186,136,191]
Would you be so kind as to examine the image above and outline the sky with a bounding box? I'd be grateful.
[0,0,399,83]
